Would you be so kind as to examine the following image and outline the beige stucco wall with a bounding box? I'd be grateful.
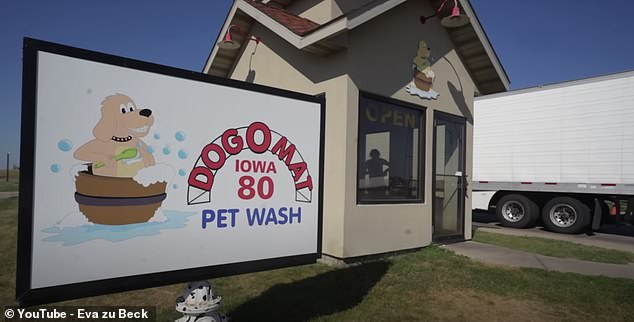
[287,0,383,20]
[286,0,344,24]
[226,0,475,258]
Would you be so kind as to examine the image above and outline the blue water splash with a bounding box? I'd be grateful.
[178,168,187,176]
[41,210,197,246]
[147,146,155,153]
[57,139,73,152]
[136,142,143,148]
[50,164,61,173]
[175,131,186,142]
[178,149,188,159]
[153,133,161,140]
[162,146,171,155]
[173,184,178,189]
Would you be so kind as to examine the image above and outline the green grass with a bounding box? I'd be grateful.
[0,198,18,306]
[0,169,19,192]
[473,229,634,264]
[2,198,634,321]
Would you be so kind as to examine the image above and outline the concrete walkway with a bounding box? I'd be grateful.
[444,241,634,279]
[0,191,18,199]
[474,224,634,253]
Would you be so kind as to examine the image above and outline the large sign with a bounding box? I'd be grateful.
[17,38,324,305]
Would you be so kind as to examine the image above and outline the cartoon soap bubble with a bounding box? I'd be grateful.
[51,164,61,173]
[57,139,73,152]
[178,149,188,159]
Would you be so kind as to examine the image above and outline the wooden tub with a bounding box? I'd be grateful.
[74,171,167,225]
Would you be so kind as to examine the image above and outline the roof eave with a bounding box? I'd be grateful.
[205,0,510,94]
[205,0,351,77]
[460,0,510,91]
[203,2,239,74]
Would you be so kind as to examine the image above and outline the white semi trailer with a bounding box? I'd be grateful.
[472,71,634,234]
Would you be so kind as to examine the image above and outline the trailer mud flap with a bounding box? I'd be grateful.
[592,198,602,230]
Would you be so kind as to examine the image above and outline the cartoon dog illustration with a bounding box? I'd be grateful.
[412,40,434,91]
[74,94,155,177]
[406,40,439,99]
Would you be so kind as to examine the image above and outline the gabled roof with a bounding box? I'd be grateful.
[204,0,510,94]
[246,1,320,36]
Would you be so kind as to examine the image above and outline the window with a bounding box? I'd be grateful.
[357,93,424,203]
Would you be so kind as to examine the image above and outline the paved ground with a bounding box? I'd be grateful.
[473,223,634,253]
[444,213,634,279]
[444,241,634,279]
[474,209,634,237]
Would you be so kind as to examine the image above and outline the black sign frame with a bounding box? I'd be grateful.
[17,38,325,306]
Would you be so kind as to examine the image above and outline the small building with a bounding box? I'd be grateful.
[204,0,508,261]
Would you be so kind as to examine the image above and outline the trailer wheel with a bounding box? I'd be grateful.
[542,197,590,234]
[495,194,539,228]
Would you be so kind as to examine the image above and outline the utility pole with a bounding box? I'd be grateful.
[5,152,9,182]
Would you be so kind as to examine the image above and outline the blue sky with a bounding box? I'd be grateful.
[2,0,634,163]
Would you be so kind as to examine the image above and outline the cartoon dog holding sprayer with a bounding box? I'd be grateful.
[74,94,155,177]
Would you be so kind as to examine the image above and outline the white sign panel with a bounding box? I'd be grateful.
[17,39,323,305]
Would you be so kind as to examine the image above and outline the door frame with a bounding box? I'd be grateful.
[432,110,467,242]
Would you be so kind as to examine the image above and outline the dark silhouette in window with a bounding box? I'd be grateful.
[365,149,389,178]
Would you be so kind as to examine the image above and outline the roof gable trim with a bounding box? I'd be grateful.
[205,0,509,93]
[459,0,509,89]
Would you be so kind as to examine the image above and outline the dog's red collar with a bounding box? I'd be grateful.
[111,135,132,142]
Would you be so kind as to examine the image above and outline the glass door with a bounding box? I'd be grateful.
[433,112,466,241]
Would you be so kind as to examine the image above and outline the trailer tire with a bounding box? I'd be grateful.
[542,197,590,234]
[495,194,539,228]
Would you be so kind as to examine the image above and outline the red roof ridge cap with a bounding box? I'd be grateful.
[245,0,321,36]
